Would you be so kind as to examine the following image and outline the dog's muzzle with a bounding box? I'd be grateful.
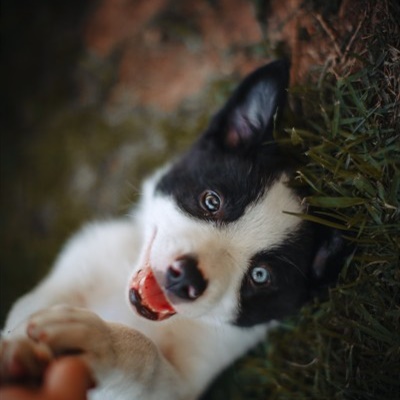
[129,255,208,321]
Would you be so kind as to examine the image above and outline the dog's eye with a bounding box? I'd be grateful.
[200,191,222,214]
[250,265,272,285]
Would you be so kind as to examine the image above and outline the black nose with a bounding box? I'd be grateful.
[166,256,207,300]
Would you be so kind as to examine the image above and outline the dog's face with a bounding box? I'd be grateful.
[128,61,343,327]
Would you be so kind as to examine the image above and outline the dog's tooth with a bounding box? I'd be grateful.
[188,286,198,299]
[138,286,144,298]
[148,304,157,313]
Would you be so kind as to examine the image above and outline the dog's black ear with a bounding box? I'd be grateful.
[310,227,353,292]
[207,59,290,150]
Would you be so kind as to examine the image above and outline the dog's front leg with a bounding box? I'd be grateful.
[2,306,186,400]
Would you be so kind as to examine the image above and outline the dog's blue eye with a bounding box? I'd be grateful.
[250,266,271,285]
[201,191,222,213]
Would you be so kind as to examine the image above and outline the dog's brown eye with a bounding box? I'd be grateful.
[200,191,222,214]
[250,265,272,286]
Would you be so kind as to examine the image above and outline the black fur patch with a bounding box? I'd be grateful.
[235,225,315,327]
[234,222,349,327]
[156,139,289,223]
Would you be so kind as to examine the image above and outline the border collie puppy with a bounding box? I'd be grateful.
[0,60,343,399]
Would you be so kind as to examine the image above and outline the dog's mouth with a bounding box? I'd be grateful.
[129,266,176,321]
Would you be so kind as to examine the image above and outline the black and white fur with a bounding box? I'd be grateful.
[0,60,343,399]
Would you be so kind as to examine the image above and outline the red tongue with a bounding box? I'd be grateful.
[133,267,175,316]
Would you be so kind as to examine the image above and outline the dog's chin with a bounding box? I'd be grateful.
[129,267,176,322]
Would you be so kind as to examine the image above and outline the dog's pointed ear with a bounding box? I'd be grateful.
[206,59,290,150]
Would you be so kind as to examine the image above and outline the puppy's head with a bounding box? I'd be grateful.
[128,60,346,326]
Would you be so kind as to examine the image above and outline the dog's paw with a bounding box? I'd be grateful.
[26,306,114,378]
[0,336,53,384]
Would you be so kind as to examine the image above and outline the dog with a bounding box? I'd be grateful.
[0,60,345,399]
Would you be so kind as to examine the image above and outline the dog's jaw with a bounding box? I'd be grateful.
[129,267,176,321]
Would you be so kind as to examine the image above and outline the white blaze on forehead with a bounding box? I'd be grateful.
[227,175,304,254]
